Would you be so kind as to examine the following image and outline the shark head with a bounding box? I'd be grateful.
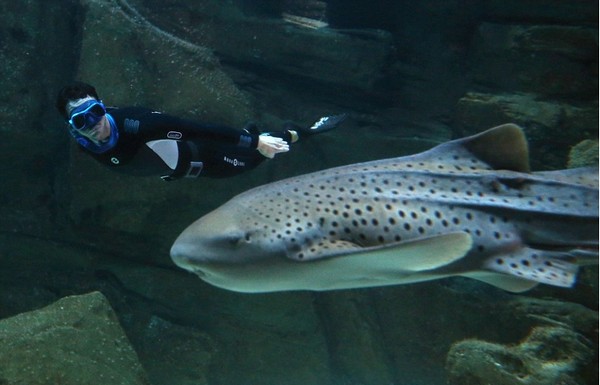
[170,199,283,271]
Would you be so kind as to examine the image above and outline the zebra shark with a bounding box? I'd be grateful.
[170,124,598,293]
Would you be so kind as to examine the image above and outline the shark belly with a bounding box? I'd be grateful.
[178,233,473,293]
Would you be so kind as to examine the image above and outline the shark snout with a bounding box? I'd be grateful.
[170,235,203,271]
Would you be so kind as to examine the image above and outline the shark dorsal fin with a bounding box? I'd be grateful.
[461,123,530,173]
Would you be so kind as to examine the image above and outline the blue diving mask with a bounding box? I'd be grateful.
[67,100,119,154]
[68,100,106,133]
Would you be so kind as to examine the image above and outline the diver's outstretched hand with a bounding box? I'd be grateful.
[257,135,290,158]
[297,113,348,137]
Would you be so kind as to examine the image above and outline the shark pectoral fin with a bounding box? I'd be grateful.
[377,232,473,272]
[291,232,473,272]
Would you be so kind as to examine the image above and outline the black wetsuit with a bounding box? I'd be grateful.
[82,107,290,180]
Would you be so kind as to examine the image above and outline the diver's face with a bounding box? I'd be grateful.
[67,96,112,142]
[84,116,111,141]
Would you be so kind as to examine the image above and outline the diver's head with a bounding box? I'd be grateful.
[66,97,111,142]
[56,81,100,119]
[56,82,117,152]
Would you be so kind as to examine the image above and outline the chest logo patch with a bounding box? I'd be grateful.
[167,131,183,140]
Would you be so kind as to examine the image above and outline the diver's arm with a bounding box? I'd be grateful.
[141,111,259,149]
[139,111,292,158]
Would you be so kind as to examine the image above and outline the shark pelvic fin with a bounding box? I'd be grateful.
[460,271,539,293]
[483,247,580,289]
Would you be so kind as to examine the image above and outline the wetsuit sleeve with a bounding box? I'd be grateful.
[139,111,259,149]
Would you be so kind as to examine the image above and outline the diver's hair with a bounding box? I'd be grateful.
[55,81,100,119]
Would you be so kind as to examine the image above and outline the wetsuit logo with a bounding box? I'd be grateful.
[167,131,183,139]
[124,118,140,133]
[111,157,120,165]
[223,156,245,167]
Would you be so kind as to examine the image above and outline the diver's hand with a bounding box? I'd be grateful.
[257,135,289,158]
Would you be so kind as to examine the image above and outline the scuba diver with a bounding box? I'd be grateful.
[56,82,346,181]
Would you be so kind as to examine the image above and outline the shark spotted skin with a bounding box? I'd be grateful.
[170,124,599,293]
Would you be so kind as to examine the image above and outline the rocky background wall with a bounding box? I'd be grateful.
[0,1,597,384]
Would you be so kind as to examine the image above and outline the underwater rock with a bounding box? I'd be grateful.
[0,0,78,236]
[282,0,329,28]
[115,0,393,93]
[483,0,598,25]
[568,140,599,169]
[0,291,149,385]
[314,291,395,385]
[446,295,598,385]
[77,0,254,127]
[456,92,598,136]
[469,23,597,98]
[134,316,213,385]
[446,326,595,385]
